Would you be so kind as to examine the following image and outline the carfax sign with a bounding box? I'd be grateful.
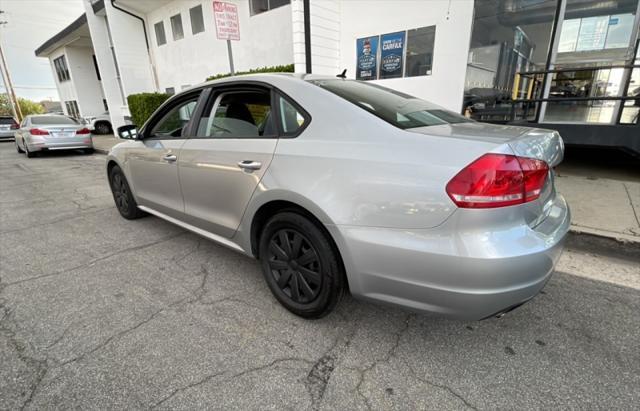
[379,31,405,79]
[356,36,379,80]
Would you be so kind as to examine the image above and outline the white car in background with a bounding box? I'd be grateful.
[84,112,112,135]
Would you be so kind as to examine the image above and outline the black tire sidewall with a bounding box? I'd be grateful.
[109,165,141,219]
[259,212,343,319]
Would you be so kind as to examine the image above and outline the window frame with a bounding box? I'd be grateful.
[53,55,70,82]
[250,0,291,16]
[190,81,311,140]
[189,4,205,35]
[170,13,184,41]
[154,21,167,46]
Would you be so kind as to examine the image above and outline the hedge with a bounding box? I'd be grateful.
[206,64,294,81]
[127,92,170,127]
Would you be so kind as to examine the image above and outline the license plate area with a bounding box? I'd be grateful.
[51,131,75,138]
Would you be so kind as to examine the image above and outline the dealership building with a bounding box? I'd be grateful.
[36,0,639,153]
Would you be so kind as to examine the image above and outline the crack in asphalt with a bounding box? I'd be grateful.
[150,357,313,409]
[3,231,188,288]
[344,313,412,410]
[58,296,190,367]
[0,303,49,411]
[0,207,114,235]
[402,356,478,410]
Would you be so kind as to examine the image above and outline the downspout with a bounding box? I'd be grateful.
[303,0,312,74]
[110,0,160,91]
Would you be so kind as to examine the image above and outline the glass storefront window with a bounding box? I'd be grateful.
[463,0,559,122]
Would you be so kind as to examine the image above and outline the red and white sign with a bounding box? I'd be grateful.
[213,1,240,41]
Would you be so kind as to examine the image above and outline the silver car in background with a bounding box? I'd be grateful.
[15,114,94,157]
[106,74,570,320]
[0,115,19,140]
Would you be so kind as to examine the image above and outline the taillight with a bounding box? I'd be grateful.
[446,153,549,209]
[76,128,91,135]
[30,128,50,136]
[10,121,18,130]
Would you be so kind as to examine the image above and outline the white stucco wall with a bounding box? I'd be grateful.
[104,1,156,97]
[65,46,105,117]
[83,1,128,128]
[145,0,294,91]
[338,0,474,112]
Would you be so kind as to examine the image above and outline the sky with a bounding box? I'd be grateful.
[0,0,85,102]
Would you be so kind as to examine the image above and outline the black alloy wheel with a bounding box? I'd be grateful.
[108,165,146,219]
[267,229,323,304]
[259,212,345,318]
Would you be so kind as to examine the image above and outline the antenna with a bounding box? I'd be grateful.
[336,69,347,79]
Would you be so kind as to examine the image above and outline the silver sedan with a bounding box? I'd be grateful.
[15,114,94,157]
[106,74,570,320]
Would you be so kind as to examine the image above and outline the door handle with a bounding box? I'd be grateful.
[237,160,262,171]
[162,154,177,163]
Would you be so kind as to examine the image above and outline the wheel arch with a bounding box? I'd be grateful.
[247,198,350,292]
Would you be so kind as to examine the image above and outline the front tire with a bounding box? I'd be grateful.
[259,212,345,319]
[108,165,146,219]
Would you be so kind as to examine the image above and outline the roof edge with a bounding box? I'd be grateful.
[35,14,87,57]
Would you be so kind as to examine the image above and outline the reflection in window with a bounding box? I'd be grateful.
[154,21,167,46]
[190,5,205,35]
[170,14,184,41]
[278,96,305,134]
[406,26,436,77]
[151,98,198,137]
[558,14,635,53]
[463,0,558,122]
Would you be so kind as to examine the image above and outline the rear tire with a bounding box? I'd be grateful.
[25,145,36,158]
[95,122,112,135]
[15,140,24,153]
[258,212,345,319]
[84,148,94,154]
[108,165,146,219]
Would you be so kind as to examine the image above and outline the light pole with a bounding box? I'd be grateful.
[0,11,22,121]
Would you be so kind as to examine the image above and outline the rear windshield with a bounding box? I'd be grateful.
[30,116,79,125]
[0,117,15,124]
[309,79,471,129]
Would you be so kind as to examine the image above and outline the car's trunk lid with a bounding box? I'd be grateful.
[408,122,565,228]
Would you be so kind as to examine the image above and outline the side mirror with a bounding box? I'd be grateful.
[117,124,140,140]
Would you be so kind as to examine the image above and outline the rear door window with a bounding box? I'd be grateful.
[196,89,276,138]
[309,79,471,129]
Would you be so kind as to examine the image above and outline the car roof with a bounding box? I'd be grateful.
[198,72,340,89]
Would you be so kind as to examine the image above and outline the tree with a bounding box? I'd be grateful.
[0,93,45,118]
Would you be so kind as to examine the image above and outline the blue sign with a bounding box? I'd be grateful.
[379,31,405,79]
[356,36,379,80]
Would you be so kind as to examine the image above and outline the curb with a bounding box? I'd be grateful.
[567,229,640,261]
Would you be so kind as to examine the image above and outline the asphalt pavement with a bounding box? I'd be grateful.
[1,142,639,410]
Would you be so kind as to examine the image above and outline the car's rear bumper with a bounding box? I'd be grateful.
[328,194,571,320]
[27,137,93,151]
[0,131,15,140]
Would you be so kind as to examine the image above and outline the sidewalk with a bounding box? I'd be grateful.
[91,134,640,246]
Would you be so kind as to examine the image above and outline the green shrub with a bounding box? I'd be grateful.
[206,64,294,81]
[127,92,170,127]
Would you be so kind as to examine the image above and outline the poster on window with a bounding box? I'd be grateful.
[356,36,379,80]
[379,31,405,79]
